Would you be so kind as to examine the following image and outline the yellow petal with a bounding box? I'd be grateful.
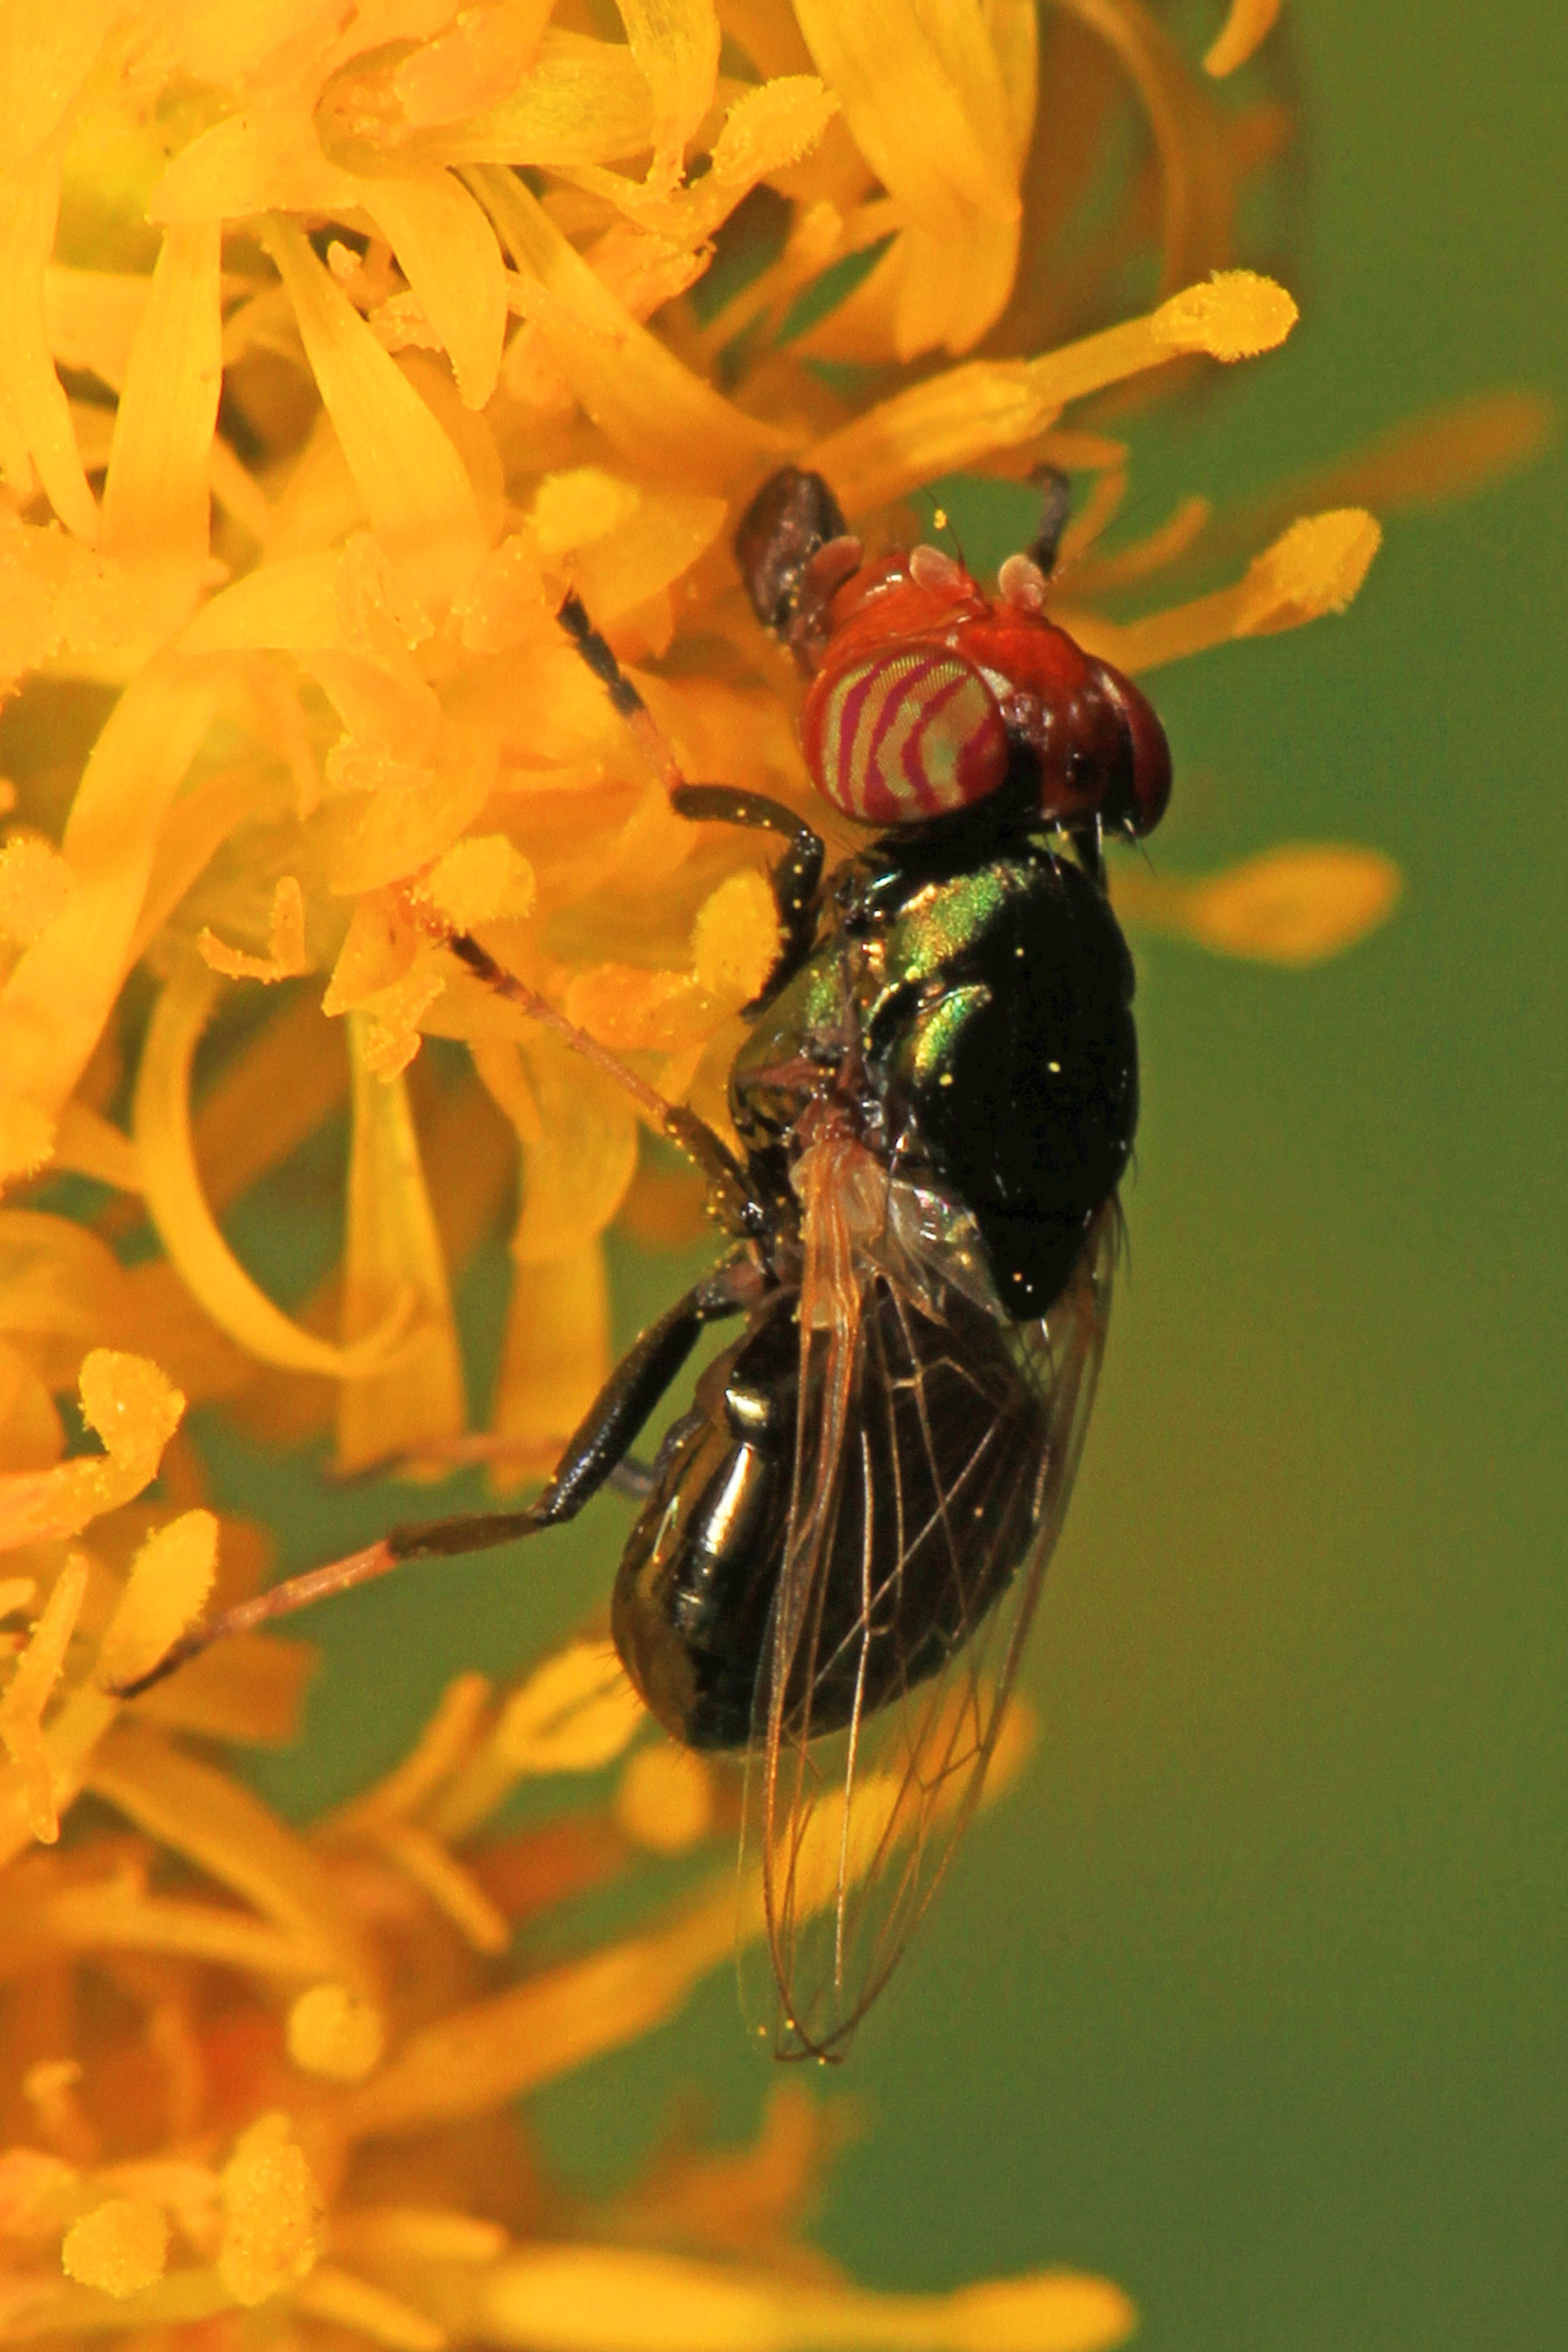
[94,1508,219,1695]
[393,1,555,129]
[286,1983,387,2083]
[0,1553,87,1841]
[792,0,1019,238]
[0,0,118,175]
[463,2247,1135,2352]
[353,168,508,411]
[476,1032,639,1264]
[420,32,654,168]
[1117,844,1404,965]
[61,2197,170,2297]
[616,0,721,190]
[0,125,96,538]
[134,959,411,1378]
[44,263,149,392]
[323,737,498,897]
[1063,509,1381,671]
[28,1869,310,1975]
[296,2264,446,2351]
[0,1352,182,1552]
[88,1714,375,1989]
[368,1818,512,1954]
[218,2112,324,2307]
[49,1099,141,1191]
[152,100,362,221]
[0,664,217,1180]
[100,218,222,604]
[131,1630,315,1749]
[1204,0,1282,77]
[470,166,785,484]
[336,1011,466,1475]
[264,217,485,609]
[568,489,729,622]
[336,1882,737,2132]
[485,1244,611,1496]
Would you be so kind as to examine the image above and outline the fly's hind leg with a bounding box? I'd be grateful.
[113,1256,764,1697]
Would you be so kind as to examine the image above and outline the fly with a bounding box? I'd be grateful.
[121,466,1168,2060]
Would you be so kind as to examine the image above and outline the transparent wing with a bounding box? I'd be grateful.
[742,1170,1119,2060]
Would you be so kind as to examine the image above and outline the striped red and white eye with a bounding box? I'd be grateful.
[800,644,1011,826]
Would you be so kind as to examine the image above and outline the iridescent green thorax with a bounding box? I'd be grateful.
[729,833,1137,1320]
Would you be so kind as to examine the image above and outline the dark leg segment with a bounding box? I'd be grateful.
[389,1255,760,1559]
[671,783,824,1009]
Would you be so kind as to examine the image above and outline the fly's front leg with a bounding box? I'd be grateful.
[113,1257,765,1696]
[550,586,827,1012]
[671,783,825,1012]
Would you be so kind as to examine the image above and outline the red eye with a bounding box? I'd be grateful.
[801,644,1010,825]
[1088,659,1172,837]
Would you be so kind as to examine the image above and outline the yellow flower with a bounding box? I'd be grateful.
[0,1389,1119,2349]
[0,0,1550,2341]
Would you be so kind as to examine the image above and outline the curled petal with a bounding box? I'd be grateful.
[420,31,654,168]
[0,665,217,1181]
[0,1351,182,1552]
[336,1013,466,1475]
[133,960,411,1378]
[1204,0,1282,76]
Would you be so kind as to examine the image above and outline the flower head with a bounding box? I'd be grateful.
[0,0,1548,2339]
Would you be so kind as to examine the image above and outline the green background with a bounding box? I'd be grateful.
[216,4,1568,2346]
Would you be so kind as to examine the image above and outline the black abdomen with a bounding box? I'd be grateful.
[611,1279,1050,1750]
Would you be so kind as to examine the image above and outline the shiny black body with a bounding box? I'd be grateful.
[611,787,1137,1750]
[613,1269,1056,1750]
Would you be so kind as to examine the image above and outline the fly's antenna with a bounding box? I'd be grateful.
[1026,465,1073,580]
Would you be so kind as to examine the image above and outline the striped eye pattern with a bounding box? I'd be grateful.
[801,646,1010,826]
